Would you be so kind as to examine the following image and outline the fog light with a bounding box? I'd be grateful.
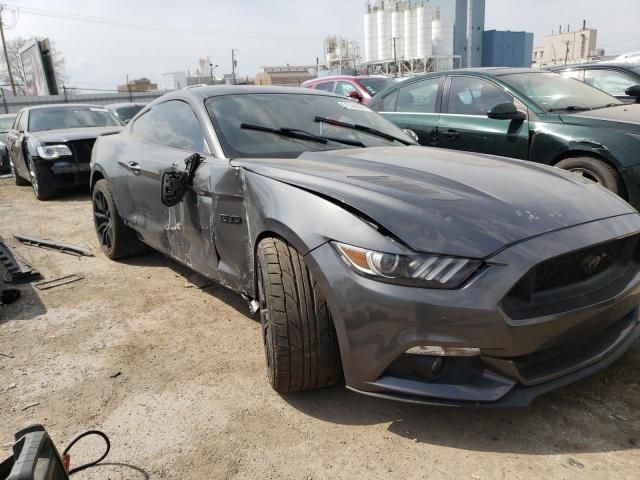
[406,346,480,357]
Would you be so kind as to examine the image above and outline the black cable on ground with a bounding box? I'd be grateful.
[62,430,111,476]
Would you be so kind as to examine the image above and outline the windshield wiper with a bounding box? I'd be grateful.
[314,116,414,146]
[240,123,365,147]
[592,103,621,110]
[547,105,591,112]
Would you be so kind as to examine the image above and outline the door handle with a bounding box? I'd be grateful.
[445,129,460,140]
[127,161,141,173]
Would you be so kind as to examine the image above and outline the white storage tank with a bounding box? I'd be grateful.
[403,5,416,58]
[416,4,433,60]
[391,5,404,59]
[432,10,454,69]
[377,5,391,61]
[364,10,378,63]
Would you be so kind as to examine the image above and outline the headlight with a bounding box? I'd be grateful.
[36,144,72,159]
[334,242,482,289]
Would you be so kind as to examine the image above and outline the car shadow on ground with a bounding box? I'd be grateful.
[281,372,639,455]
[115,252,639,457]
[120,252,253,319]
[0,281,46,323]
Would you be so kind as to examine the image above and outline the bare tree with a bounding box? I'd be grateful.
[0,37,66,95]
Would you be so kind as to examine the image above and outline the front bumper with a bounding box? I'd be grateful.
[306,213,640,407]
[33,156,90,189]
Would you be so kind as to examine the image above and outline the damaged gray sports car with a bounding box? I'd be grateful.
[90,86,640,407]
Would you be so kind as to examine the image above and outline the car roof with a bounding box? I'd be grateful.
[105,102,145,109]
[0,113,16,118]
[163,84,345,102]
[22,103,108,111]
[550,62,640,71]
[302,75,391,85]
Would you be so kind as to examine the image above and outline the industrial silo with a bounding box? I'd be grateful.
[391,3,404,59]
[403,4,416,58]
[364,5,378,62]
[432,8,454,69]
[376,3,391,61]
[416,3,433,60]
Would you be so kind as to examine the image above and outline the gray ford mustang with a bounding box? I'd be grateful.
[90,86,640,407]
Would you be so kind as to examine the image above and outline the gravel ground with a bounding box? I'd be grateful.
[1,177,639,479]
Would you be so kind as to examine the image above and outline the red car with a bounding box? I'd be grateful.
[301,75,395,105]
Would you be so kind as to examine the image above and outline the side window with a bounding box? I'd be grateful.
[315,82,335,92]
[18,112,28,132]
[584,69,637,97]
[396,78,441,113]
[131,100,205,151]
[447,77,512,116]
[12,112,22,130]
[560,70,583,80]
[335,81,358,97]
[378,90,399,112]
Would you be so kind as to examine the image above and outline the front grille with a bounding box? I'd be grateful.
[533,237,626,292]
[502,234,640,319]
[67,139,96,164]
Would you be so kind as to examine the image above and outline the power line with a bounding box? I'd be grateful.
[3,3,324,41]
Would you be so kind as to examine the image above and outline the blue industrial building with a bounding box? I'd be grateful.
[482,30,534,67]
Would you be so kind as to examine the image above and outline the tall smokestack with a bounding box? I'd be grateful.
[582,19,586,30]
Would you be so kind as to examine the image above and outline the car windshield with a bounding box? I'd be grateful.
[0,116,15,132]
[205,93,413,158]
[630,66,640,76]
[358,78,395,96]
[500,72,622,112]
[28,106,122,132]
[114,105,144,122]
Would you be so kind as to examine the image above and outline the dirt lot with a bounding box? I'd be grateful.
[1,177,639,480]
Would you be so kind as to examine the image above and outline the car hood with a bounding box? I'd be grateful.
[233,147,636,258]
[30,126,122,143]
[560,104,640,132]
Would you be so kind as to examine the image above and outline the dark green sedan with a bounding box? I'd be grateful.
[370,68,640,208]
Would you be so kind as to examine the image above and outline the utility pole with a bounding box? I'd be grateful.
[231,49,238,85]
[392,37,398,78]
[126,74,132,102]
[0,6,16,96]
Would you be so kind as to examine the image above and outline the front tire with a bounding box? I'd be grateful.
[27,156,54,200]
[10,158,28,186]
[556,156,624,196]
[92,179,147,259]
[256,237,342,393]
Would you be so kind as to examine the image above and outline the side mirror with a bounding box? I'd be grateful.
[161,171,188,207]
[402,128,419,143]
[160,152,204,207]
[347,90,364,103]
[625,84,640,101]
[487,101,527,121]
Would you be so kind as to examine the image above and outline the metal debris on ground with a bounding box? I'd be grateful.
[0,174,12,179]
[0,236,41,283]
[13,234,94,257]
[21,402,40,411]
[35,274,84,291]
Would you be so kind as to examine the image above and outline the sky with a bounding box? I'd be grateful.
[2,0,638,91]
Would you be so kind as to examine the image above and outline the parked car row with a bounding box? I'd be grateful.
[4,71,640,408]
[4,102,144,199]
[368,67,640,209]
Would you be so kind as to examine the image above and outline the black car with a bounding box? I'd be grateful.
[105,102,146,124]
[91,86,640,407]
[550,63,640,103]
[7,104,122,200]
[369,68,640,207]
[0,113,17,174]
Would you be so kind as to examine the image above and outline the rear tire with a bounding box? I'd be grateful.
[556,156,624,196]
[256,237,342,393]
[10,159,28,186]
[92,179,147,259]
[27,157,54,200]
